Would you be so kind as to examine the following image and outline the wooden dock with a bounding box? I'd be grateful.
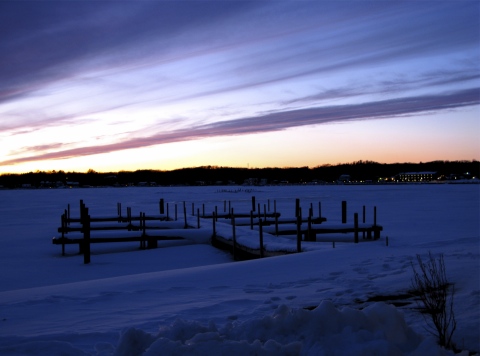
[52,197,384,263]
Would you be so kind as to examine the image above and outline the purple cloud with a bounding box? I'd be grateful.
[2,88,477,167]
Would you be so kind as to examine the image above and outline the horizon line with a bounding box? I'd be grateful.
[1,159,478,176]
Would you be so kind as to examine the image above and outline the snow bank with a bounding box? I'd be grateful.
[115,301,452,356]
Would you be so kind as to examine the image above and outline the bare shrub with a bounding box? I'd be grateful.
[411,252,456,350]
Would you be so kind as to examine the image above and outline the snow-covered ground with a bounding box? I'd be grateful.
[0,184,478,355]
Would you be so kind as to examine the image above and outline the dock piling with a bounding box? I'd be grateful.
[183,202,187,228]
[342,201,347,223]
[127,207,132,230]
[296,215,302,252]
[231,208,236,260]
[307,215,313,241]
[259,218,264,257]
[354,213,359,243]
[212,211,216,238]
[159,199,164,215]
[61,213,66,256]
[83,208,91,264]
[117,202,121,222]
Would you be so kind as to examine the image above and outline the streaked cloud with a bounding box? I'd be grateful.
[2,87,477,167]
[0,1,479,172]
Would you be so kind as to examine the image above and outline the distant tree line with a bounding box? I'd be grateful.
[0,160,478,188]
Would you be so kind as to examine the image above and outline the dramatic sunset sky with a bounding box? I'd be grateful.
[1,1,479,174]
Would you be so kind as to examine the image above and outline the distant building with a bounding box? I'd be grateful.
[243,178,258,185]
[137,181,157,187]
[337,174,350,183]
[397,172,436,182]
[259,178,268,186]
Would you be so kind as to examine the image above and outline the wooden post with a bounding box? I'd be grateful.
[215,206,218,221]
[386,235,389,246]
[212,211,216,238]
[83,211,91,264]
[250,210,254,230]
[79,200,85,236]
[139,211,142,235]
[117,202,122,222]
[252,196,256,212]
[259,218,264,258]
[342,201,347,224]
[127,207,132,230]
[61,213,65,256]
[140,212,146,249]
[354,213,359,243]
[275,210,279,236]
[362,205,366,239]
[296,215,302,252]
[228,201,231,214]
[307,215,312,241]
[175,204,178,221]
[159,199,164,214]
[140,212,144,249]
[197,208,200,228]
[183,201,187,228]
[231,208,236,261]
[257,203,261,218]
[295,198,300,217]
[309,203,313,218]
[147,212,158,249]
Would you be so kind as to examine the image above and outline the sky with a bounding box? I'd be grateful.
[0,1,479,174]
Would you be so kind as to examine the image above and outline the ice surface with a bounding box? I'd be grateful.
[0,184,478,354]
